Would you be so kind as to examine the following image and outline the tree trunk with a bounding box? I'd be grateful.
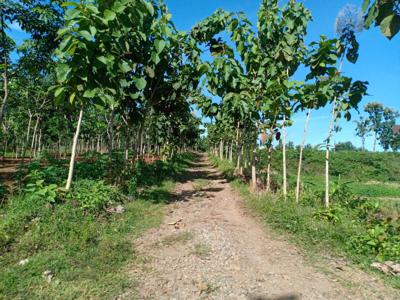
[295,109,311,203]
[31,117,38,150]
[31,117,40,159]
[282,115,287,201]
[373,132,377,152]
[325,100,337,207]
[66,108,84,190]
[240,145,244,175]
[37,129,42,156]
[229,142,233,162]
[124,128,130,162]
[236,145,241,171]
[219,140,224,160]
[251,148,257,191]
[0,48,9,125]
[22,111,33,161]
[266,143,272,192]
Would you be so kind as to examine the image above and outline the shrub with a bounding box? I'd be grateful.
[23,180,59,204]
[66,180,123,213]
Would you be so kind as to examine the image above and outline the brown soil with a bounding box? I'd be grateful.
[129,154,399,299]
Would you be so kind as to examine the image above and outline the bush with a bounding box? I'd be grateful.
[66,180,123,213]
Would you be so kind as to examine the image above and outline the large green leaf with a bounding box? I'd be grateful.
[56,64,72,82]
[104,9,116,22]
[134,77,147,90]
[154,39,166,54]
[380,14,400,39]
[79,30,93,41]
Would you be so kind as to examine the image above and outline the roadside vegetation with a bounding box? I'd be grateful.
[0,152,195,299]
[210,152,400,288]
[1,0,399,297]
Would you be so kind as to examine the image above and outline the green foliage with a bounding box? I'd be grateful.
[313,205,344,224]
[210,152,399,287]
[66,180,122,213]
[23,180,58,204]
[230,177,400,286]
[363,0,400,39]
[0,153,194,298]
[0,182,7,204]
[258,148,400,184]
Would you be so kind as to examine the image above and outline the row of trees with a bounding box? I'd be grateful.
[1,1,205,189]
[200,1,368,207]
[355,102,400,151]
[1,0,398,204]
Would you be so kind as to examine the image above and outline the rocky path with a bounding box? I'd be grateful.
[131,155,399,300]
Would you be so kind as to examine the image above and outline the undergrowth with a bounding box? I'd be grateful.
[210,154,400,289]
[0,152,195,299]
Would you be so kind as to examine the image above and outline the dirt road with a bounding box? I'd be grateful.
[131,155,398,299]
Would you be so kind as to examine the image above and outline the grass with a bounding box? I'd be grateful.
[193,178,209,191]
[209,153,400,289]
[160,231,193,247]
[192,243,211,258]
[0,198,164,299]
[0,152,196,299]
[230,179,400,289]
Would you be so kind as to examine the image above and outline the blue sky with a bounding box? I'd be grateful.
[7,0,399,150]
[165,0,400,150]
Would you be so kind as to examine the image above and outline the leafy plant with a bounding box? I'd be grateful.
[23,180,58,204]
[313,205,344,224]
[66,180,122,213]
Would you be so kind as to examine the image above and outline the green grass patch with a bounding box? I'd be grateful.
[209,154,400,290]
[159,231,193,247]
[0,152,196,299]
[192,243,211,258]
[230,179,400,289]
[193,178,209,191]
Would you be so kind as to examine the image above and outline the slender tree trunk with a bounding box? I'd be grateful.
[282,115,287,200]
[251,147,257,191]
[373,132,377,152]
[37,129,42,156]
[229,142,233,162]
[31,117,40,159]
[124,128,130,162]
[325,100,337,207]
[31,117,38,151]
[219,140,224,160]
[266,142,272,192]
[66,108,84,190]
[295,109,311,203]
[96,135,100,153]
[22,111,33,161]
[58,136,62,158]
[239,145,244,175]
[0,48,9,125]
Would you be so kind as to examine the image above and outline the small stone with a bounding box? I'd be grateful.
[43,270,54,283]
[18,258,29,266]
[371,262,391,274]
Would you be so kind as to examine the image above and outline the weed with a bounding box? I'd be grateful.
[192,243,211,258]
[193,179,209,191]
[160,232,193,247]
